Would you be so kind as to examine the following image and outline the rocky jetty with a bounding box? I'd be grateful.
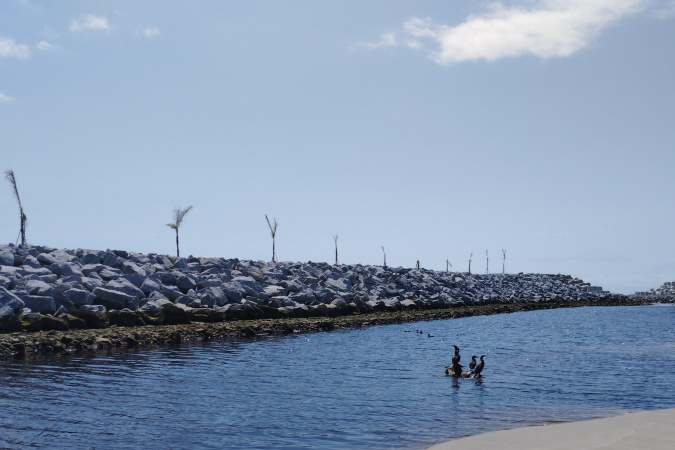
[633,281,675,300]
[1,243,625,335]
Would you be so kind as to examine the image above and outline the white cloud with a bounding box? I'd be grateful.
[352,31,421,51]
[36,40,64,52]
[142,26,161,38]
[70,15,110,32]
[651,0,675,19]
[0,93,13,103]
[0,36,30,59]
[363,0,649,64]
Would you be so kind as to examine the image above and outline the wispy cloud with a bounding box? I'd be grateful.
[352,31,421,51]
[651,0,675,19]
[70,15,110,32]
[36,40,64,52]
[141,26,161,38]
[0,93,13,103]
[359,0,651,64]
[0,36,30,59]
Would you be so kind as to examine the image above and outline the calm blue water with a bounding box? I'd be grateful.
[1,305,674,449]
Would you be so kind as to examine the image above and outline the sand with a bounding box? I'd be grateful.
[428,408,675,450]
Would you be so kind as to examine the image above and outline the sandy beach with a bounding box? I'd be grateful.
[429,408,675,449]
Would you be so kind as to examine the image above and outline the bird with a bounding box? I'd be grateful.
[469,355,477,371]
[427,334,433,338]
[452,345,461,366]
[472,355,486,378]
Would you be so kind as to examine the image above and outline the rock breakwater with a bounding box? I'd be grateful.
[1,243,623,324]
[0,243,645,358]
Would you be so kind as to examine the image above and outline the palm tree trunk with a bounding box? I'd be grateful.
[272,238,276,263]
[175,229,180,258]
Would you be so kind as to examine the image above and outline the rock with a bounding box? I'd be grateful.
[176,275,197,293]
[138,300,165,325]
[81,252,101,264]
[21,295,57,314]
[0,309,23,332]
[199,287,227,307]
[41,315,69,331]
[0,276,10,289]
[188,307,225,323]
[20,313,43,332]
[108,308,146,327]
[50,262,83,278]
[64,314,86,329]
[21,255,41,268]
[105,279,145,298]
[0,250,14,266]
[63,288,95,307]
[78,305,109,328]
[24,279,53,296]
[160,285,183,301]
[140,278,161,295]
[0,287,25,312]
[93,287,138,310]
[158,299,190,324]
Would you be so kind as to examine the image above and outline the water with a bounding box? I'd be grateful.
[1,305,674,449]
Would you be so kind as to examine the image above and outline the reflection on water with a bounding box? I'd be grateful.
[1,305,674,449]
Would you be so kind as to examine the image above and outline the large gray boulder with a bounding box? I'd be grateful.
[63,288,95,307]
[0,250,14,266]
[22,295,57,314]
[0,286,24,312]
[78,304,109,328]
[24,279,53,296]
[105,279,145,299]
[176,274,197,293]
[140,277,161,295]
[92,287,138,310]
[199,286,227,307]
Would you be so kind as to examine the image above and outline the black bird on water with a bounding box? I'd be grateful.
[469,355,477,371]
[451,345,461,366]
[472,355,486,378]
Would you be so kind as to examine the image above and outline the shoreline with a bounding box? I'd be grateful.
[0,297,653,360]
[427,408,675,449]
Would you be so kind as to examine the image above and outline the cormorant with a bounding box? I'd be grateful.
[452,345,461,366]
[469,355,477,371]
[472,355,485,378]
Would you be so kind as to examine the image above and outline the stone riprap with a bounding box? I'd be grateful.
[0,243,630,335]
[633,281,675,300]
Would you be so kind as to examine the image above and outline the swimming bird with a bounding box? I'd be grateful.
[472,355,485,378]
[452,345,461,366]
[427,334,433,338]
[469,355,477,371]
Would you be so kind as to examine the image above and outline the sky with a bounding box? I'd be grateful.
[1,0,674,294]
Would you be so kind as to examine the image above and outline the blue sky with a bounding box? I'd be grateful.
[1,0,674,294]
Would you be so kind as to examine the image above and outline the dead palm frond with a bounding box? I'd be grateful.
[333,234,339,265]
[265,215,278,262]
[167,205,193,257]
[4,169,27,246]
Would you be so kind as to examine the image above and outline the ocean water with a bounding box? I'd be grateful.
[1,304,674,449]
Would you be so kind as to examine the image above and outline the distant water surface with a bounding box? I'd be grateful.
[1,305,674,449]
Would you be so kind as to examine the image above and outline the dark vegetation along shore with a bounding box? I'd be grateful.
[0,244,662,359]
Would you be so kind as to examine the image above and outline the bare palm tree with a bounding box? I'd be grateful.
[333,234,339,265]
[446,259,452,272]
[502,249,506,275]
[468,253,473,274]
[265,215,278,262]
[167,205,193,258]
[485,249,489,274]
[4,169,27,246]
[381,245,387,267]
